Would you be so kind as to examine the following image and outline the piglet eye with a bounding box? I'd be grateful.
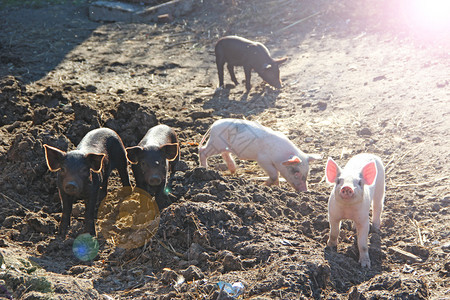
[358,180,363,187]
[337,178,342,185]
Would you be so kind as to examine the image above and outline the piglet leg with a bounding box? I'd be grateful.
[258,159,279,186]
[372,191,384,231]
[58,192,74,236]
[244,66,252,91]
[355,220,371,268]
[221,151,237,173]
[84,189,99,236]
[227,64,239,86]
[327,215,340,248]
[216,59,225,87]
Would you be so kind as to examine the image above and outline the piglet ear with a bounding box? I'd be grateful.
[86,153,105,173]
[325,157,340,184]
[161,143,179,161]
[282,155,302,166]
[126,146,143,164]
[275,57,288,65]
[43,144,66,172]
[361,161,377,186]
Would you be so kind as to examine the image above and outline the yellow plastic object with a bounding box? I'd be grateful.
[98,186,160,249]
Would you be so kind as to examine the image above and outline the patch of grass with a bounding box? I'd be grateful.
[26,276,53,293]
[0,0,88,9]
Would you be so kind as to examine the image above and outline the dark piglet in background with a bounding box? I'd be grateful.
[215,35,287,91]
[126,124,179,211]
[44,128,131,237]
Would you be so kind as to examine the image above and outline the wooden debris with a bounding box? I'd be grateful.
[389,246,422,263]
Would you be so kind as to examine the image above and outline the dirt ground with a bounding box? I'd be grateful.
[0,0,449,299]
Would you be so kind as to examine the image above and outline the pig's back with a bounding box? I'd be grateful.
[216,36,268,66]
[77,128,119,154]
[140,124,175,148]
[210,119,269,139]
[207,119,271,157]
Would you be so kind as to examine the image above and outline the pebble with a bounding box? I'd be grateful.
[357,127,372,136]
[181,265,204,281]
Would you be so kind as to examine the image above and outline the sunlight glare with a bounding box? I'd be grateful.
[405,0,450,31]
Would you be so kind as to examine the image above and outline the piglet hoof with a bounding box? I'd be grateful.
[325,244,337,252]
[359,257,371,268]
[370,224,381,234]
[264,179,273,186]
[265,178,279,187]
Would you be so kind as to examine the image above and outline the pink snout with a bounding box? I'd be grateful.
[339,186,354,199]
[294,180,308,192]
[296,185,307,192]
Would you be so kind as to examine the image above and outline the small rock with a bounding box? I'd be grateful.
[348,286,365,300]
[181,265,204,281]
[186,243,205,261]
[316,101,327,111]
[222,252,242,272]
[189,110,213,119]
[216,181,227,191]
[85,84,97,92]
[299,202,314,216]
[302,102,312,108]
[357,127,372,136]
[69,265,88,275]
[373,75,386,81]
[412,136,423,143]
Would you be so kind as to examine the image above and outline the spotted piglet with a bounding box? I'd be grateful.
[199,118,321,192]
[325,153,385,268]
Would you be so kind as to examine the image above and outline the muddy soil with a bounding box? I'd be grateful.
[0,0,449,299]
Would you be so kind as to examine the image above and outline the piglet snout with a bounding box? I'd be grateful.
[295,183,307,192]
[64,182,80,195]
[340,186,354,199]
[148,175,162,186]
[294,177,308,192]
